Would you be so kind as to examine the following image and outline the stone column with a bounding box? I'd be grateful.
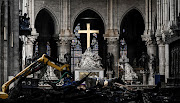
[59,0,71,64]
[20,34,38,69]
[105,0,119,77]
[143,73,147,85]
[109,0,113,30]
[0,1,2,89]
[57,37,71,63]
[145,0,149,32]
[22,0,28,14]
[144,0,153,35]
[142,34,157,85]
[13,0,19,76]
[62,0,68,30]
[165,0,168,22]
[157,38,165,76]
[28,0,32,21]
[106,0,118,37]
[164,0,168,30]
[28,0,37,34]
[61,0,71,37]
[4,0,8,82]
[149,0,152,31]
[157,0,160,30]
[26,35,38,60]
[178,0,180,15]
[106,37,119,77]
[31,0,35,29]
[20,36,26,69]
[147,41,156,85]
[170,0,175,25]
[27,0,39,66]
[165,44,169,83]
[9,0,14,77]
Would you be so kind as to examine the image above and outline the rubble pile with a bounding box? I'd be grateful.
[0,76,142,103]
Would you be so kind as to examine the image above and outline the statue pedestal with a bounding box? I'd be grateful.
[74,48,104,83]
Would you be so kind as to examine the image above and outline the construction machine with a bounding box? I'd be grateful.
[0,54,70,99]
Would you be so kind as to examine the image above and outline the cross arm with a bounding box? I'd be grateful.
[90,30,99,33]
[78,30,88,33]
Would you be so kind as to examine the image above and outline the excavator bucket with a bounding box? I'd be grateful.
[0,92,8,99]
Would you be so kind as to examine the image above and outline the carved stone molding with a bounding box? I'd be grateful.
[105,37,119,45]
[56,36,72,46]
[156,36,165,45]
[20,34,38,45]
[144,29,153,36]
[60,29,72,37]
[27,35,38,44]
[141,34,156,46]
[104,29,119,37]
[76,48,103,70]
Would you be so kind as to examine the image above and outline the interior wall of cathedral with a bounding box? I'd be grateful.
[0,0,20,89]
[0,0,180,87]
[24,0,156,83]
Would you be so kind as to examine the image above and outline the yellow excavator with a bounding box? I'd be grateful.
[0,54,70,99]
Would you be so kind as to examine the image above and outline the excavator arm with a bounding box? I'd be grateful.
[0,54,70,99]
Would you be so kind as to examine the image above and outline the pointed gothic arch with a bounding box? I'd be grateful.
[71,9,106,70]
[35,8,57,59]
[35,7,59,35]
[119,7,145,26]
[120,9,146,67]
[73,9,105,52]
[72,8,106,31]
[169,39,180,78]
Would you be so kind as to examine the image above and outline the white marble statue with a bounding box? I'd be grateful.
[75,48,104,81]
[77,47,103,70]
[120,63,138,81]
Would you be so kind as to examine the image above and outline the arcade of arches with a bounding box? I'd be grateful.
[0,0,180,87]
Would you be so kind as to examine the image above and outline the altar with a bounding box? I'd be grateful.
[74,48,104,81]
[73,23,104,81]
[75,69,104,81]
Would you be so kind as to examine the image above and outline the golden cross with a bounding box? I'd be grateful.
[78,23,99,48]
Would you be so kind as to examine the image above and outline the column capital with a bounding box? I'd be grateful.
[105,37,119,45]
[56,36,72,46]
[60,29,72,37]
[20,34,38,45]
[104,29,119,37]
[141,34,156,46]
[31,28,38,34]
[28,34,38,44]
[144,29,153,36]
[156,36,165,45]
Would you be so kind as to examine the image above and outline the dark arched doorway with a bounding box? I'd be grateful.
[120,9,146,67]
[169,39,180,78]
[72,9,106,69]
[35,9,57,59]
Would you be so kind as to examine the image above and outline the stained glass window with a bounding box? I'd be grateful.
[92,33,98,54]
[34,41,51,57]
[46,42,51,56]
[34,42,39,56]
[120,38,127,57]
[71,24,99,71]
[74,23,81,39]
[71,23,82,71]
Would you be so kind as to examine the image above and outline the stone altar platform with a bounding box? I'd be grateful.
[74,48,104,81]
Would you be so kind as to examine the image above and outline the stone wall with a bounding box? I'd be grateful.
[33,0,150,34]
[70,0,107,32]
[34,0,61,35]
[118,0,145,31]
